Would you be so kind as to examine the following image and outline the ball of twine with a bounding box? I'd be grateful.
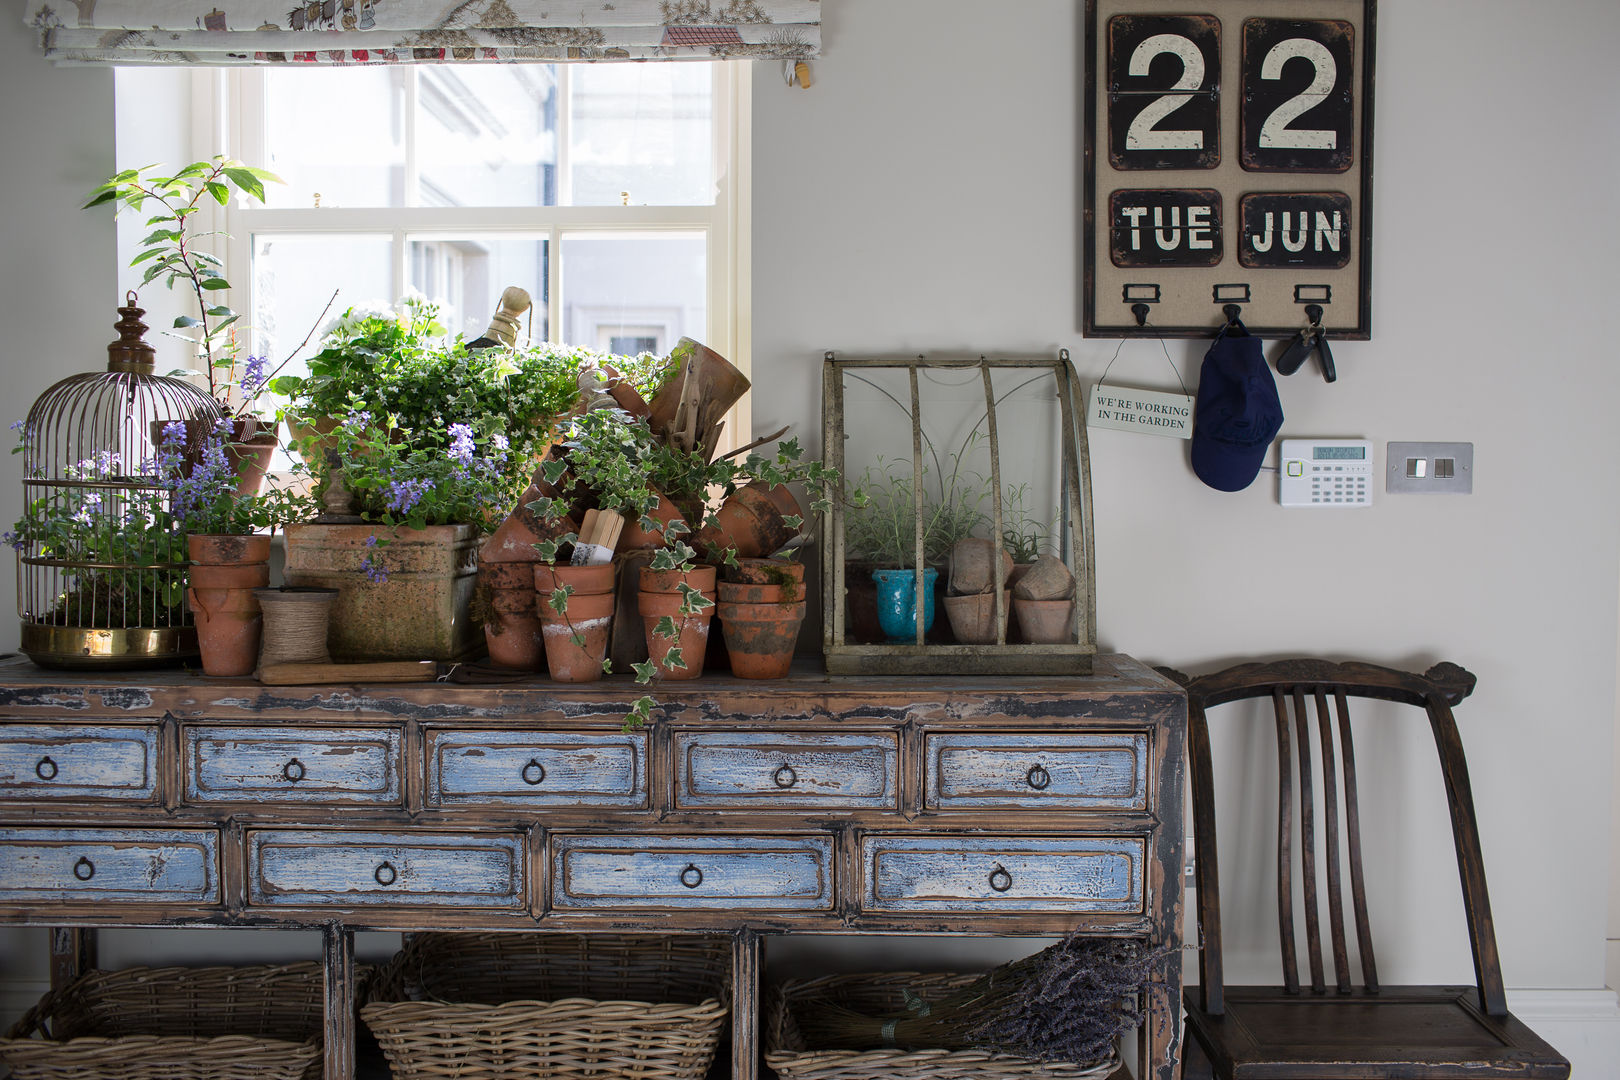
[255,589,337,668]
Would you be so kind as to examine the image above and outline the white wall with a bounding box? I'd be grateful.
[751,0,1619,1013]
[1,0,1617,1070]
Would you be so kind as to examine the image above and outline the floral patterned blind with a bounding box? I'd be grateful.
[27,0,820,65]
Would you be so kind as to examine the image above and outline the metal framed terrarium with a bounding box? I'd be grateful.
[12,293,224,668]
[821,351,1096,675]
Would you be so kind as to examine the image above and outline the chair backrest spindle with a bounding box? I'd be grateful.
[1314,689,1352,994]
[1271,690,1300,995]
[1335,688,1380,991]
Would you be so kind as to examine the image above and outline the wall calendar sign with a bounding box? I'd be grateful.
[1084,1,1376,340]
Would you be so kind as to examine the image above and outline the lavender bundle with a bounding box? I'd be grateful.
[792,937,1161,1065]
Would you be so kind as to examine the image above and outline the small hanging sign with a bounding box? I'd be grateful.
[1087,384,1194,439]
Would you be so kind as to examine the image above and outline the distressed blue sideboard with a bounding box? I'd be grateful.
[0,653,1186,1080]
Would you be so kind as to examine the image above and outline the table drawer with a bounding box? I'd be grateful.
[0,827,219,903]
[675,732,897,809]
[551,833,834,911]
[428,730,647,808]
[247,829,525,908]
[0,725,158,801]
[925,733,1148,810]
[861,835,1144,913]
[185,727,402,805]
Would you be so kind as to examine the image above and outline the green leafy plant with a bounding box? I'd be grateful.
[844,454,987,568]
[999,482,1054,563]
[85,157,288,419]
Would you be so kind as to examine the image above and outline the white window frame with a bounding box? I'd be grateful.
[180,60,751,439]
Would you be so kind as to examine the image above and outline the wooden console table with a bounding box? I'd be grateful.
[0,654,1185,1080]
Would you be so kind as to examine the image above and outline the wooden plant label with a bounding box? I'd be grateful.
[1087,384,1194,440]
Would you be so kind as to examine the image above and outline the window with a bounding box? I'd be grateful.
[117,60,749,433]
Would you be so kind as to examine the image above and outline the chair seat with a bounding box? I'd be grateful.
[1183,985,1571,1079]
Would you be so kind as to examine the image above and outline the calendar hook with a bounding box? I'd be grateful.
[1131,303,1150,327]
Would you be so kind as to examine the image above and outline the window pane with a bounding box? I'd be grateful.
[418,66,558,208]
[569,65,713,206]
[251,234,393,381]
[560,232,705,357]
[263,68,405,208]
[408,234,549,343]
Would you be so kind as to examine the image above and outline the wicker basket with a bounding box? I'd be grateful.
[765,971,1120,1080]
[0,962,327,1080]
[361,932,731,1080]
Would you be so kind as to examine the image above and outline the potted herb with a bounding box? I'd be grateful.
[157,420,317,675]
[85,158,301,491]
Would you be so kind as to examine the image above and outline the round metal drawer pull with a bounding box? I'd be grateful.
[282,758,306,783]
[988,864,1013,893]
[72,857,95,882]
[521,759,546,786]
[374,861,397,886]
[773,764,798,789]
[680,864,704,889]
[1026,764,1051,791]
[34,756,58,781]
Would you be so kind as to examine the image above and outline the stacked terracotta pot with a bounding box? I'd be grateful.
[188,534,271,676]
[535,562,617,683]
[716,558,808,678]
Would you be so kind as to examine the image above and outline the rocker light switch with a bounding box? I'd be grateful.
[1386,442,1473,494]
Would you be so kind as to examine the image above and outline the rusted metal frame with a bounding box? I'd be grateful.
[322,924,355,1080]
[1424,692,1508,1017]
[1313,688,1351,993]
[1271,690,1299,994]
[822,354,846,652]
[1291,688,1325,993]
[1055,356,1093,646]
[978,360,1008,644]
[907,364,926,645]
[1187,702,1224,1015]
[1335,688,1378,992]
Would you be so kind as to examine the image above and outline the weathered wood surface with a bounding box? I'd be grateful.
[0,653,1187,1080]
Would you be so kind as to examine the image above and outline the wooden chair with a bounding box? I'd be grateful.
[1160,659,1569,1080]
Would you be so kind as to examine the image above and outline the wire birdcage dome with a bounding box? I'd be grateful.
[13,292,224,669]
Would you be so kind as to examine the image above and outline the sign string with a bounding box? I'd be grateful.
[1095,322,1191,396]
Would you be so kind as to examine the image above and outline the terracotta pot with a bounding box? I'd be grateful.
[189,534,272,566]
[618,489,690,552]
[638,564,717,596]
[645,338,751,460]
[694,481,804,560]
[190,562,272,591]
[717,581,795,605]
[485,602,543,671]
[717,600,807,679]
[187,586,263,677]
[1013,596,1077,644]
[286,415,344,468]
[943,590,1012,645]
[479,562,535,591]
[600,364,652,419]
[538,588,615,683]
[727,557,806,587]
[481,449,583,565]
[637,589,713,680]
[535,561,617,598]
[227,429,280,497]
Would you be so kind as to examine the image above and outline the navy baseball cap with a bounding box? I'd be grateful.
[1190,332,1284,492]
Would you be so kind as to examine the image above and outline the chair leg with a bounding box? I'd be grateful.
[1180,1031,1215,1080]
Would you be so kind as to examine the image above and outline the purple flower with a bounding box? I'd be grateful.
[361,536,389,582]
[240,355,269,397]
[342,410,373,434]
[161,421,187,447]
[448,423,476,465]
[385,478,430,516]
[3,530,24,551]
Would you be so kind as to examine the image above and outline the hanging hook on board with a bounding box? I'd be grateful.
[1275,304,1337,383]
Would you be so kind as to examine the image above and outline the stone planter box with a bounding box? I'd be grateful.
[284,523,480,662]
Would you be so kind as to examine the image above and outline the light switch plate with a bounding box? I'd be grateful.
[1386,442,1474,494]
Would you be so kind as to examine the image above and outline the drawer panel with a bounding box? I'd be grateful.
[552,833,834,911]
[248,829,524,908]
[185,727,401,805]
[428,730,647,808]
[0,827,219,903]
[925,733,1148,810]
[861,835,1143,913]
[0,725,158,801]
[675,732,897,809]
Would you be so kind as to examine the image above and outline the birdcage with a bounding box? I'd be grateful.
[13,292,224,669]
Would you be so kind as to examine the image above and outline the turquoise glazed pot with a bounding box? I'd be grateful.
[872,567,938,641]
